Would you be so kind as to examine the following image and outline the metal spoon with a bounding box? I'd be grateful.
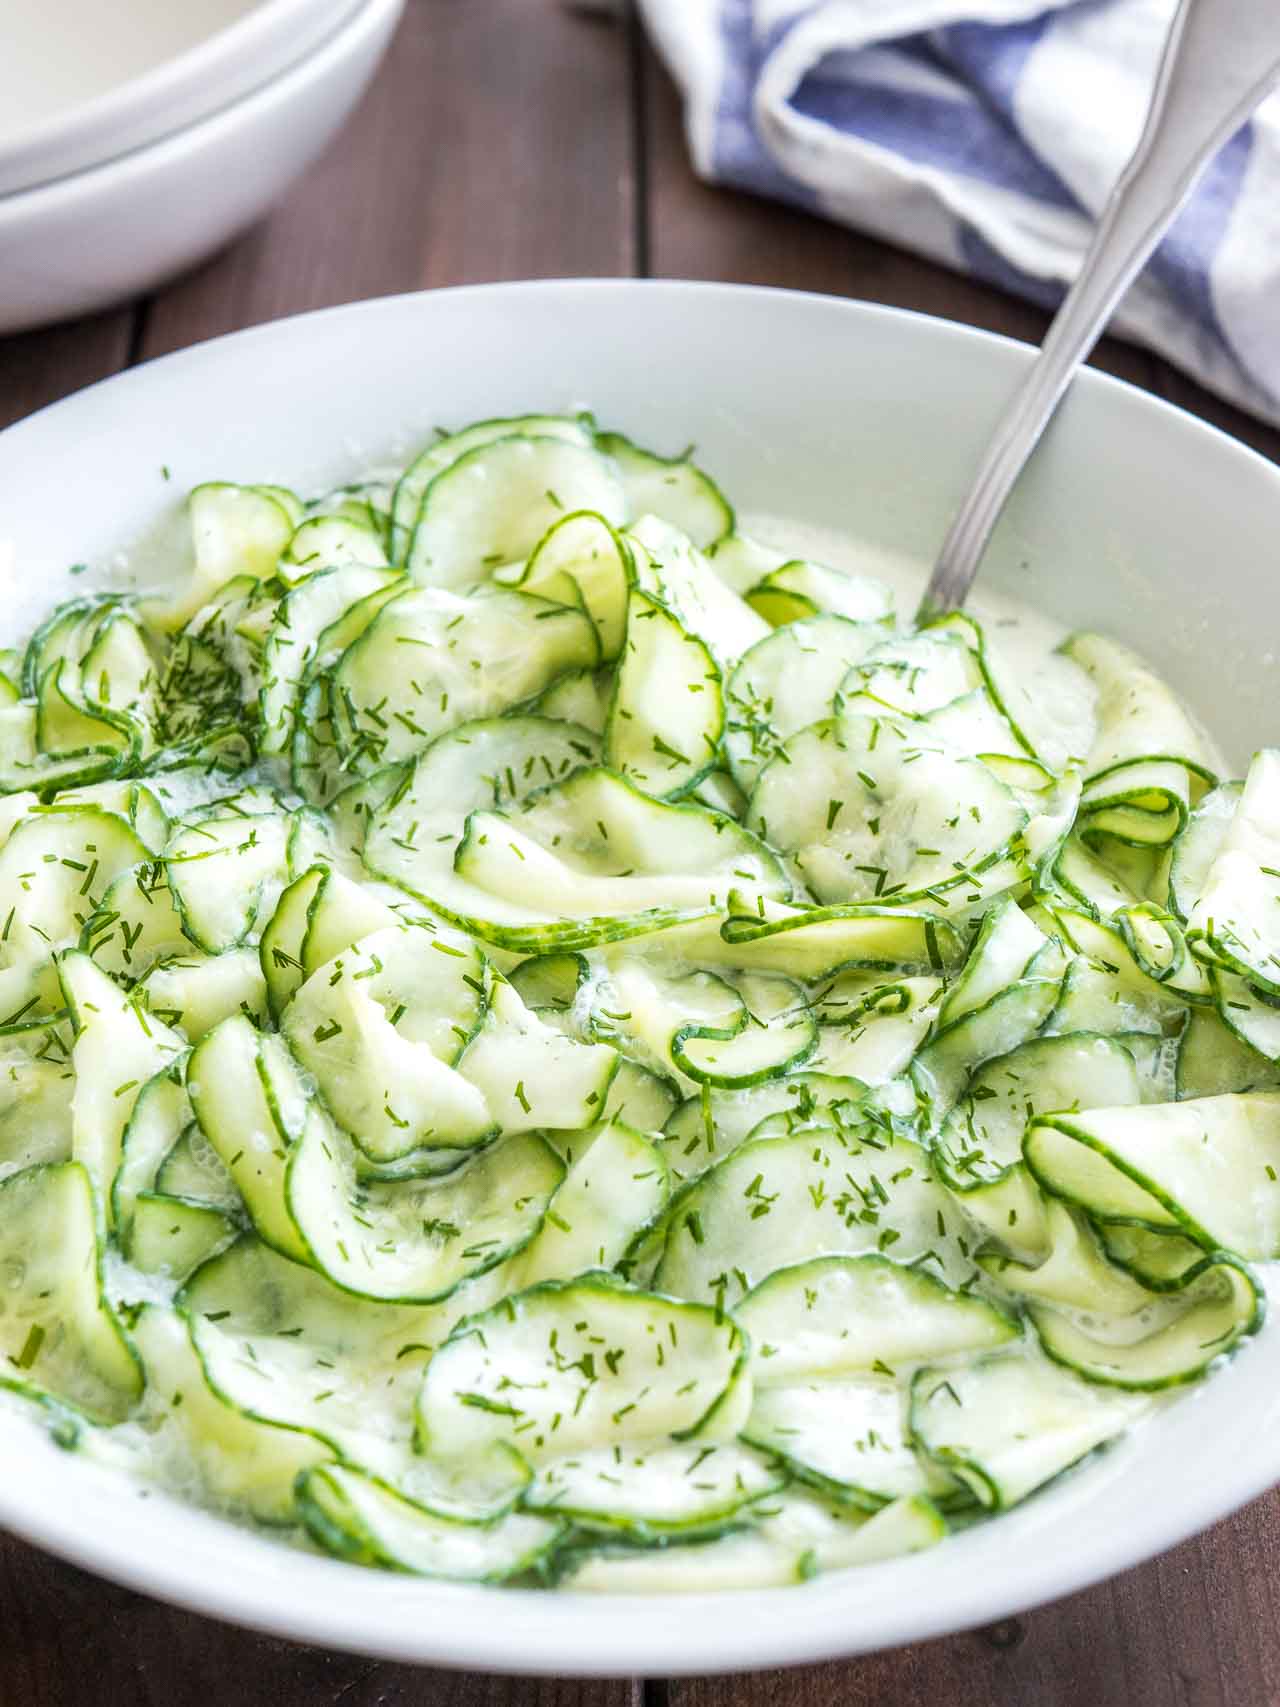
[918,0,1280,622]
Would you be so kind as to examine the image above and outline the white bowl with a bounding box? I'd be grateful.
[0,0,362,197]
[0,0,404,335]
[0,281,1277,1674]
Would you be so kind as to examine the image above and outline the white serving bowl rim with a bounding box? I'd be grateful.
[0,279,1276,1676]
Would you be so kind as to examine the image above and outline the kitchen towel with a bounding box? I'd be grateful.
[639,0,1280,426]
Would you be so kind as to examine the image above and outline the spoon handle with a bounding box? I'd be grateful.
[918,0,1280,622]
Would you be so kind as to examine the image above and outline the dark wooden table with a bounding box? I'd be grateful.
[3,4,1279,1702]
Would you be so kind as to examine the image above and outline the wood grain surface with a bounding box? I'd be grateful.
[0,3,1278,1700]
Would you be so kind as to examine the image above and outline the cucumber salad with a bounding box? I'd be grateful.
[0,409,1276,1595]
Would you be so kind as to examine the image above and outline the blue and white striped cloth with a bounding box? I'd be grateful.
[638,0,1280,426]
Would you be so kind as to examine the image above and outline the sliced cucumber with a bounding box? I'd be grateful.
[496,511,632,660]
[725,615,881,796]
[0,1161,141,1422]
[331,586,598,773]
[1064,633,1216,847]
[392,415,595,564]
[259,565,402,754]
[408,437,626,588]
[720,895,965,980]
[298,1464,560,1579]
[417,1277,750,1464]
[604,589,723,798]
[654,1128,971,1303]
[1025,1093,1280,1258]
[911,1351,1144,1510]
[132,1303,331,1522]
[597,430,733,547]
[564,1491,942,1592]
[745,560,894,628]
[748,712,1027,908]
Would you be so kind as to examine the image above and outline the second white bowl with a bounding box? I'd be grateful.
[0,0,404,335]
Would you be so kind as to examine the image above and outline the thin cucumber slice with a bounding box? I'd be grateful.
[0,1021,74,1178]
[448,767,785,951]
[911,970,1067,1132]
[1024,1093,1280,1258]
[1064,633,1216,846]
[61,951,184,1218]
[1178,1001,1280,1095]
[0,807,147,1028]
[179,1234,524,1506]
[980,1197,1169,1315]
[259,565,402,754]
[514,1119,669,1287]
[745,1377,961,1509]
[150,483,294,633]
[408,437,626,588]
[844,628,983,719]
[259,864,399,1020]
[747,712,1027,908]
[298,1465,560,1580]
[604,589,723,798]
[935,896,1045,1031]
[163,811,292,954]
[139,945,268,1041]
[1045,907,1192,1038]
[416,1276,750,1464]
[525,1441,781,1534]
[0,1161,141,1422]
[458,976,618,1137]
[657,1072,867,1188]
[745,558,895,629]
[392,415,595,564]
[1025,1251,1261,1390]
[82,861,186,984]
[719,894,965,979]
[599,1057,679,1133]
[921,688,1054,794]
[1212,966,1280,1063]
[282,922,493,1161]
[132,1303,331,1522]
[286,1104,564,1304]
[654,1128,971,1303]
[933,1033,1149,1253]
[330,586,598,773]
[127,1194,238,1283]
[495,510,632,660]
[703,532,789,596]
[187,1017,310,1263]
[111,1058,192,1232]
[36,656,133,767]
[597,430,734,548]
[587,962,814,1091]
[737,1255,1015,1384]
[280,512,389,581]
[725,614,881,795]
[1168,780,1242,921]
[564,1491,942,1592]
[910,1352,1144,1511]
[534,666,612,733]
[628,516,769,665]
[155,1123,239,1214]
[362,714,600,934]
[1187,749,1280,994]
[800,974,939,1087]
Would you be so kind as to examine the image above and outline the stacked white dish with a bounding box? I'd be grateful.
[0,0,404,333]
